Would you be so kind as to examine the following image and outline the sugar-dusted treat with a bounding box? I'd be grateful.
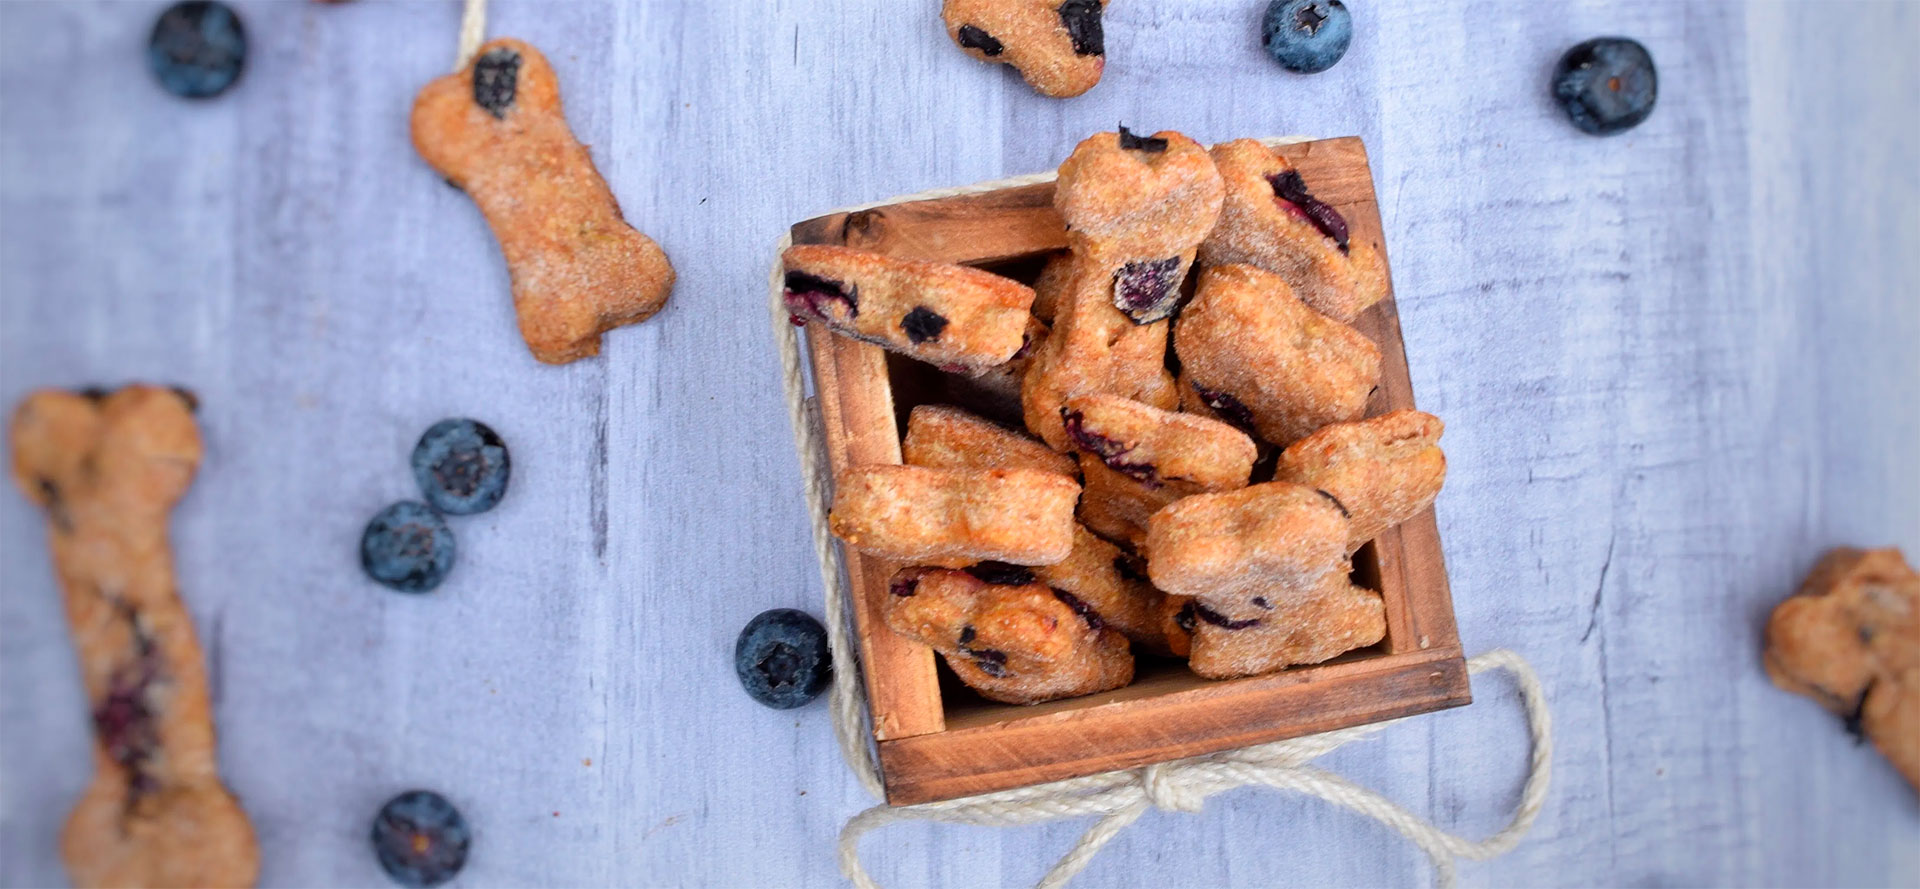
[941,0,1110,98]
[886,567,1133,704]
[1055,128,1225,323]
[1033,524,1166,648]
[1174,263,1380,446]
[1145,481,1351,611]
[10,386,259,889]
[412,38,674,364]
[1021,261,1177,448]
[1276,409,1446,553]
[1060,393,1257,546]
[903,404,1078,479]
[1198,139,1389,322]
[782,244,1036,372]
[1029,251,1076,323]
[830,465,1079,567]
[1765,547,1920,790]
[1182,576,1386,680]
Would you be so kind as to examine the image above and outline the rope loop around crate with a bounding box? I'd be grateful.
[766,140,1553,889]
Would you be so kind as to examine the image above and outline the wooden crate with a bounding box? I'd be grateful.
[789,136,1470,806]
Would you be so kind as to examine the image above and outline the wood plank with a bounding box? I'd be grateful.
[878,649,1470,805]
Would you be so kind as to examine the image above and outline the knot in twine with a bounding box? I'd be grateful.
[768,152,1554,889]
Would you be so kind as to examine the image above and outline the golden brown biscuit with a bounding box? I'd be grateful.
[782,244,1037,372]
[1061,393,1256,546]
[886,567,1132,704]
[1276,410,1446,553]
[1021,261,1177,448]
[1181,575,1386,680]
[412,38,675,364]
[1029,252,1076,324]
[1174,264,1380,447]
[1054,128,1225,323]
[829,465,1079,567]
[941,0,1109,98]
[1765,547,1920,790]
[1198,139,1389,322]
[903,404,1078,478]
[1144,481,1351,612]
[1032,524,1166,648]
[10,387,259,889]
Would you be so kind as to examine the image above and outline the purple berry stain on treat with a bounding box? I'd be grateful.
[1251,596,1273,610]
[411,419,510,516]
[783,270,858,325]
[1190,382,1258,434]
[371,790,470,888]
[1112,256,1185,323]
[734,609,832,709]
[1061,409,1160,486]
[1057,0,1105,55]
[471,47,521,118]
[93,604,163,803]
[1268,170,1349,252]
[1194,602,1262,630]
[900,306,949,344]
[1052,589,1106,630]
[1116,125,1169,153]
[966,561,1037,586]
[888,570,925,598]
[957,24,1004,56]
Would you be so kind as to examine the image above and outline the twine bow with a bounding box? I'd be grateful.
[767,153,1554,889]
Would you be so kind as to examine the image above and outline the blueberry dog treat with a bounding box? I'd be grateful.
[782,244,1037,372]
[412,38,675,364]
[1765,547,1920,790]
[10,386,259,889]
[1144,481,1352,612]
[1032,524,1166,648]
[1021,260,1178,448]
[1276,409,1445,553]
[1174,263,1380,446]
[1029,252,1076,323]
[1061,393,1257,546]
[903,404,1078,479]
[886,567,1133,704]
[1054,128,1225,323]
[1198,139,1389,323]
[830,465,1079,567]
[1183,575,1386,680]
[942,0,1110,98]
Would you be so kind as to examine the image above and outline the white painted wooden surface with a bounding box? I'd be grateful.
[3,1,1917,886]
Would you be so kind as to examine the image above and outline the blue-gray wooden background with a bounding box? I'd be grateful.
[3,1,1917,886]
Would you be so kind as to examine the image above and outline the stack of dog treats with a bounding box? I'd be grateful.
[783,130,1446,705]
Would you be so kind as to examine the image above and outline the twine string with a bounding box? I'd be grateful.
[454,0,488,72]
[766,143,1552,889]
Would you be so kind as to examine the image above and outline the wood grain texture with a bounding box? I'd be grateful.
[792,135,1472,805]
[1,1,1916,886]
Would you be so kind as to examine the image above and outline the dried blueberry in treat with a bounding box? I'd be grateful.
[1116,125,1168,153]
[1261,0,1352,74]
[371,790,471,888]
[783,270,858,325]
[900,306,950,344]
[965,561,1038,586]
[956,24,1004,56]
[1112,256,1186,323]
[735,608,832,709]
[361,501,456,593]
[148,1,246,99]
[1268,170,1349,252]
[1553,37,1657,136]
[1057,0,1105,55]
[411,419,511,516]
[471,47,522,118]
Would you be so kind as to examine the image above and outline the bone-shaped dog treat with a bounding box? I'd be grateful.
[10,386,258,889]
[412,38,675,364]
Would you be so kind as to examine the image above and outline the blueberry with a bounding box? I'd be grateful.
[147,1,246,99]
[964,561,1036,586]
[361,502,456,593]
[471,47,521,119]
[735,609,831,709]
[956,24,1004,57]
[371,790,470,888]
[1061,409,1160,485]
[1112,257,1184,324]
[1052,589,1106,630]
[1057,0,1105,56]
[900,306,949,344]
[1116,125,1168,153]
[1268,170,1350,252]
[1552,37,1657,136]
[783,271,859,325]
[411,419,511,516]
[1261,0,1352,75]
